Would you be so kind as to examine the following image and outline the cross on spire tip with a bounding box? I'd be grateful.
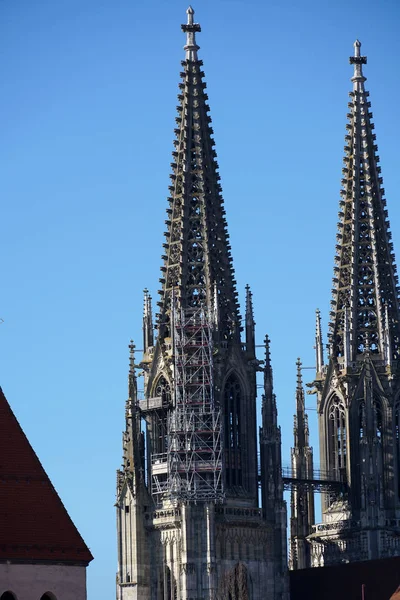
[182,5,201,60]
[350,39,367,84]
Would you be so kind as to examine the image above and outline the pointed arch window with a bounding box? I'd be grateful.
[224,374,242,487]
[1,594,17,600]
[328,396,347,477]
[155,376,171,407]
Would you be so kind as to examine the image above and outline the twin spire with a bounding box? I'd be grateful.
[327,38,400,364]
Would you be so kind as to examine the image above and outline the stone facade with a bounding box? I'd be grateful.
[0,563,87,600]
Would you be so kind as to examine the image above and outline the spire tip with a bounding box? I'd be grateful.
[182,4,200,60]
[350,39,367,84]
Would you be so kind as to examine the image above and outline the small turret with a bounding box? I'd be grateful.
[123,341,144,486]
[245,284,256,358]
[262,334,276,420]
[290,359,314,570]
[143,289,154,352]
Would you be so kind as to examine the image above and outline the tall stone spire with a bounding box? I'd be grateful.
[309,41,400,568]
[289,360,314,571]
[329,40,400,363]
[117,10,287,600]
[157,5,240,341]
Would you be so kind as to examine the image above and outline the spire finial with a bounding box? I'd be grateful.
[181,6,201,61]
[350,39,367,86]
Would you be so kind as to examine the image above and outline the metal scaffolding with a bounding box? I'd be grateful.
[167,304,224,503]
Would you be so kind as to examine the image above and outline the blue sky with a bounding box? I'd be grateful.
[1,0,400,598]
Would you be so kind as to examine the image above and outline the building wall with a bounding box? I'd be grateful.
[289,556,400,600]
[0,563,87,600]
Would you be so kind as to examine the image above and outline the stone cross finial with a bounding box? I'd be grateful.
[350,39,367,86]
[181,6,201,61]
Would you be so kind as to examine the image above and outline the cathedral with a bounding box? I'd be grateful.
[116,6,400,600]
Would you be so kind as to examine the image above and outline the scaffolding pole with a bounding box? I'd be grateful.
[168,304,224,503]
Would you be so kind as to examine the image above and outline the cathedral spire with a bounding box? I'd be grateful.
[309,41,400,567]
[157,7,240,341]
[329,41,400,362]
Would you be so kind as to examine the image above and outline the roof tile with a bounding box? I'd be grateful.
[0,388,93,564]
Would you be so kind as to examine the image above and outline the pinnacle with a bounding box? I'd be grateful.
[296,358,302,387]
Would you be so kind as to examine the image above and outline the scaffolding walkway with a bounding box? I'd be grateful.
[152,305,224,504]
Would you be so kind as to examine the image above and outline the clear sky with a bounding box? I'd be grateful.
[1,0,400,598]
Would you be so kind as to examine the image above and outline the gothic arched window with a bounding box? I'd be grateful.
[155,376,171,407]
[328,396,347,477]
[1,593,17,600]
[224,374,242,487]
[40,594,57,600]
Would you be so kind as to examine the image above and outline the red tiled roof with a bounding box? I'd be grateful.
[391,586,400,600]
[0,387,93,564]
